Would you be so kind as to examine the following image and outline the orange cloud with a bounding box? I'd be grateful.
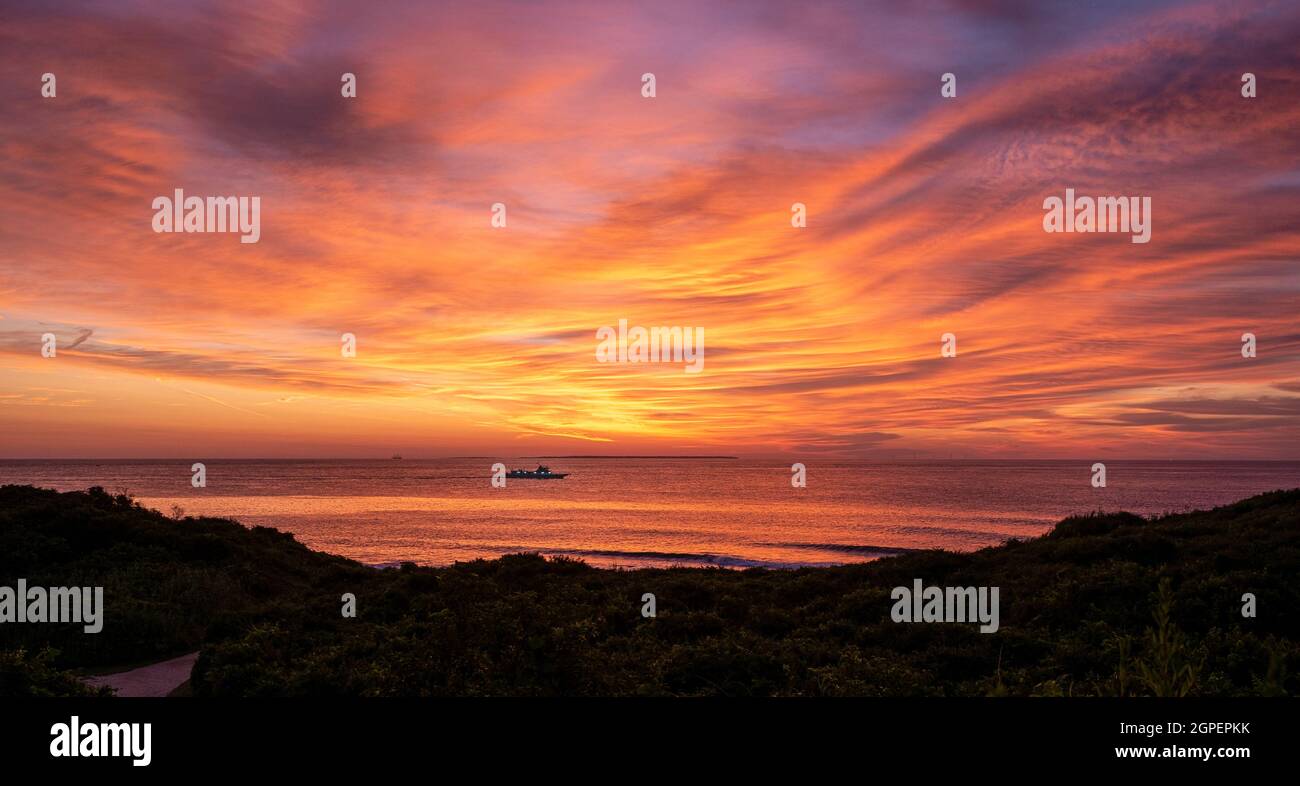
[1,0,1298,458]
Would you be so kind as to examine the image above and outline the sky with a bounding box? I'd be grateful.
[1,0,1298,459]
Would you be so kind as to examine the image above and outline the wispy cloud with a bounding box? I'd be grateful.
[1,0,1297,458]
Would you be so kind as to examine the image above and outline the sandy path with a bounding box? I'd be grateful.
[85,651,199,697]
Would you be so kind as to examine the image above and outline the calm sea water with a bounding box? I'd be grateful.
[2,459,1297,569]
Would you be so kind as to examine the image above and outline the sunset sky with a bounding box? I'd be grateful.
[1,0,1298,459]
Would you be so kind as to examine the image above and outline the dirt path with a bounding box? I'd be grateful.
[85,652,199,697]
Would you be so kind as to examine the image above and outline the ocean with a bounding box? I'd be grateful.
[2,459,1297,569]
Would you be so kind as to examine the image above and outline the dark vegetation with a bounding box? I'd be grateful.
[1,484,1297,696]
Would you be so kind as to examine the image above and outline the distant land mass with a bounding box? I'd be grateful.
[521,455,740,459]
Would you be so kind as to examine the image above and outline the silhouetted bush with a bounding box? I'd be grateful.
[2,484,1297,696]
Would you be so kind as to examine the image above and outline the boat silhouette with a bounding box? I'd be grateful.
[506,464,569,479]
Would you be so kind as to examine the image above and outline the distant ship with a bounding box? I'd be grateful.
[392,454,402,460]
[506,464,569,479]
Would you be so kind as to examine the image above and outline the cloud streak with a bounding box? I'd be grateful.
[1,0,1297,458]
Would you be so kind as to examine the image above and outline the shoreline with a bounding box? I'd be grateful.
[7,458,1297,573]
[364,543,920,572]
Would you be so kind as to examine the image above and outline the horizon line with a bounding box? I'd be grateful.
[2,456,1298,463]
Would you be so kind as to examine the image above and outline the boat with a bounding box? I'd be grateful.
[392,454,403,460]
[506,464,569,479]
